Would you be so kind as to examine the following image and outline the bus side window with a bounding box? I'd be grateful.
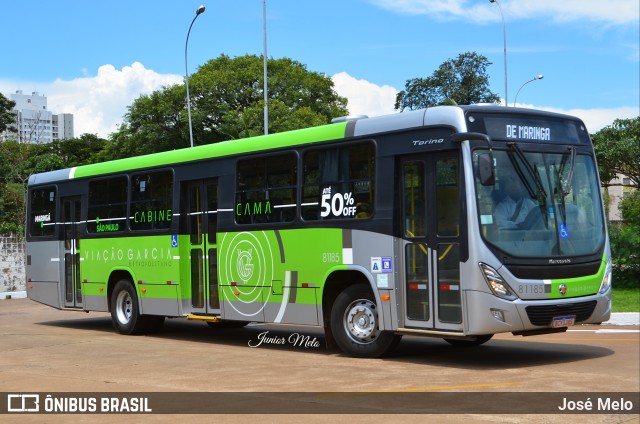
[87,177,128,233]
[402,161,426,238]
[436,158,459,237]
[235,154,297,224]
[130,171,173,231]
[301,143,375,221]
[29,187,57,238]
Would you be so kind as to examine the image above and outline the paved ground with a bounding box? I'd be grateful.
[0,297,638,423]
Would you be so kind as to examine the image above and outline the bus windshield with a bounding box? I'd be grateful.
[474,148,605,258]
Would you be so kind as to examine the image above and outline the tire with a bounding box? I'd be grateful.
[443,334,493,347]
[331,284,401,358]
[110,279,153,335]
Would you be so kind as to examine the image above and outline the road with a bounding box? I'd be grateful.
[0,298,638,423]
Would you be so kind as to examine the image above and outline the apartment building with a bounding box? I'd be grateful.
[2,90,74,143]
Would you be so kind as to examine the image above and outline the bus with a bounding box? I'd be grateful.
[25,105,612,357]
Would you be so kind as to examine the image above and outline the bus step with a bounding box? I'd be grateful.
[186,315,222,323]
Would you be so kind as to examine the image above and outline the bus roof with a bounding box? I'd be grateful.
[27,105,586,186]
[28,121,348,185]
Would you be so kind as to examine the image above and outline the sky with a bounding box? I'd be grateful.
[1,0,638,138]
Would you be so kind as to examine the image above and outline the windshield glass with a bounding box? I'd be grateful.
[474,148,605,258]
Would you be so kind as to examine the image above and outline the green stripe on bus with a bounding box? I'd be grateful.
[548,258,606,299]
[72,122,348,179]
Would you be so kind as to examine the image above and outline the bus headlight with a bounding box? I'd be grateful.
[479,263,518,301]
[599,262,612,294]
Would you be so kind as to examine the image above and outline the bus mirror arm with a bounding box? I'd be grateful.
[450,132,495,186]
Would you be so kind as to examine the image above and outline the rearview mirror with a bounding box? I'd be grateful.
[478,153,495,186]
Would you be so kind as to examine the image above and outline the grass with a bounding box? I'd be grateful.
[612,287,640,312]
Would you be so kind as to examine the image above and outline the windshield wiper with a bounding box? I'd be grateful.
[553,164,568,224]
[559,146,576,197]
[507,142,548,201]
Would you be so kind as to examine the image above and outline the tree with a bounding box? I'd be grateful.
[0,92,16,134]
[50,134,108,167]
[0,140,63,235]
[395,52,501,111]
[592,117,640,288]
[110,54,348,155]
[105,85,187,158]
[591,116,640,188]
[608,191,640,287]
[191,54,347,143]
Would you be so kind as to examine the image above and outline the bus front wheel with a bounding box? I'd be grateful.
[331,285,401,358]
[110,279,163,335]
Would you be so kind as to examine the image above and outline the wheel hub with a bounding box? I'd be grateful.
[344,300,378,343]
[115,291,133,325]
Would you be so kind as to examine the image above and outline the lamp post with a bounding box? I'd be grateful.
[185,5,206,148]
[513,75,544,107]
[489,0,508,106]
[263,0,269,135]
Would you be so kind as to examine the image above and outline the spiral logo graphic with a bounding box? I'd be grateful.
[236,249,254,281]
[220,232,274,317]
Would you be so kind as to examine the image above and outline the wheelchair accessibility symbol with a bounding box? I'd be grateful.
[559,224,570,239]
[171,235,179,248]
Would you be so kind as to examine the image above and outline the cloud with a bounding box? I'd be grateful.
[518,104,639,132]
[368,0,640,25]
[3,68,635,140]
[332,72,398,117]
[332,72,637,132]
[1,63,182,138]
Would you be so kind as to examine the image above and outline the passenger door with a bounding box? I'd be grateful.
[62,196,82,308]
[400,151,464,331]
[183,179,220,315]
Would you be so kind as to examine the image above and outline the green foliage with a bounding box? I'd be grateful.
[592,117,640,288]
[50,134,108,166]
[609,191,640,288]
[110,54,348,153]
[0,92,16,133]
[618,188,640,227]
[0,182,24,235]
[592,116,640,187]
[395,52,500,111]
[609,223,640,288]
[105,85,187,158]
[0,135,108,233]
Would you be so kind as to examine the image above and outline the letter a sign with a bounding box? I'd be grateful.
[371,257,382,273]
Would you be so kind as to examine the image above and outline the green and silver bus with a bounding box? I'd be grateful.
[26,105,612,357]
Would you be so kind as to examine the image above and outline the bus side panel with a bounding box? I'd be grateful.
[26,240,62,309]
[351,230,397,331]
[83,287,109,312]
[139,284,180,316]
[81,236,181,317]
[218,228,357,325]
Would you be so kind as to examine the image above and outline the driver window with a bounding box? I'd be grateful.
[493,168,536,230]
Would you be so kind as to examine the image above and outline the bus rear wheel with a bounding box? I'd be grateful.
[331,284,401,358]
[110,279,163,335]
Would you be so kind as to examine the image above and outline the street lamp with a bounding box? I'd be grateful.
[513,75,544,107]
[489,0,508,106]
[263,0,269,135]
[185,5,206,148]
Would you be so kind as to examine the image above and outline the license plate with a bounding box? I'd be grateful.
[552,315,576,328]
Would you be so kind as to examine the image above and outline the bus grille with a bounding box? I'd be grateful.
[525,300,597,326]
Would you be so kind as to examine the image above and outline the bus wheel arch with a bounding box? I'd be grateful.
[108,272,164,335]
[323,271,400,357]
[322,270,368,349]
[107,270,135,313]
